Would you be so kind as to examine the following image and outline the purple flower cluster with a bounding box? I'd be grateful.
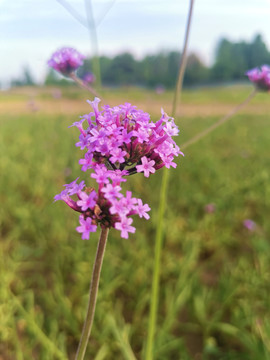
[48,47,85,75]
[55,173,150,239]
[55,98,182,240]
[73,97,183,176]
[246,65,270,91]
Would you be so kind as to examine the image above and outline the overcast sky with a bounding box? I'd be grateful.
[1,0,270,83]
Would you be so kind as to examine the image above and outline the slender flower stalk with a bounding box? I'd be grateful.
[69,72,102,100]
[84,0,102,89]
[171,0,195,115]
[145,1,195,359]
[181,88,257,150]
[75,227,109,360]
[48,47,103,100]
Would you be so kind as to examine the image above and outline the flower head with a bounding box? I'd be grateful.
[55,99,181,240]
[54,171,151,240]
[48,47,85,75]
[73,98,183,178]
[246,65,270,91]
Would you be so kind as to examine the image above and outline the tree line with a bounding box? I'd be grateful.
[12,34,270,88]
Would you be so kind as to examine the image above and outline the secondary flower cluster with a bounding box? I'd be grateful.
[48,47,86,75]
[55,96,182,240]
[55,170,150,239]
[73,97,182,177]
[246,65,270,91]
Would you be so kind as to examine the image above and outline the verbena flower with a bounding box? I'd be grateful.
[55,99,182,239]
[55,174,151,240]
[243,219,257,232]
[246,65,270,91]
[48,47,85,75]
[72,98,183,176]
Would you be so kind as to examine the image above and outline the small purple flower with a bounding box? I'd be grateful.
[101,183,123,201]
[246,65,270,91]
[136,156,156,177]
[135,199,151,219]
[204,203,216,214]
[54,172,151,240]
[76,215,97,240]
[155,85,165,94]
[109,148,127,164]
[243,219,257,232]
[90,164,110,185]
[77,191,97,211]
[115,217,136,239]
[83,72,96,84]
[54,178,85,200]
[48,47,85,75]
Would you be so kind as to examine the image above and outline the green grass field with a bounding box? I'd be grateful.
[1,85,270,359]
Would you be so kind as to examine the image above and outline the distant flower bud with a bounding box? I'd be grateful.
[246,65,270,91]
[48,47,85,76]
[243,219,256,232]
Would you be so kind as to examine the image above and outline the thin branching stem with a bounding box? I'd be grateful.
[56,0,117,28]
[181,88,258,150]
[56,0,87,27]
[84,0,102,89]
[171,0,195,117]
[75,227,109,360]
[144,2,195,360]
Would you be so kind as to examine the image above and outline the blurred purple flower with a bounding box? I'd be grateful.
[246,65,270,91]
[243,219,257,232]
[83,72,96,84]
[52,89,62,99]
[155,85,165,94]
[204,203,216,214]
[48,47,85,76]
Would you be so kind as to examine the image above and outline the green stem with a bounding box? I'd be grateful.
[181,88,258,150]
[145,3,195,359]
[145,168,169,360]
[84,0,102,89]
[171,0,195,117]
[75,227,109,360]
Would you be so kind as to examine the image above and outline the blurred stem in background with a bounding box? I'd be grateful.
[75,228,109,360]
[58,0,118,90]
[84,0,102,89]
[180,88,257,150]
[144,1,195,359]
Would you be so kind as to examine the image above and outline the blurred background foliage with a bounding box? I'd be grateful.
[8,34,270,89]
[0,84,270,359]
